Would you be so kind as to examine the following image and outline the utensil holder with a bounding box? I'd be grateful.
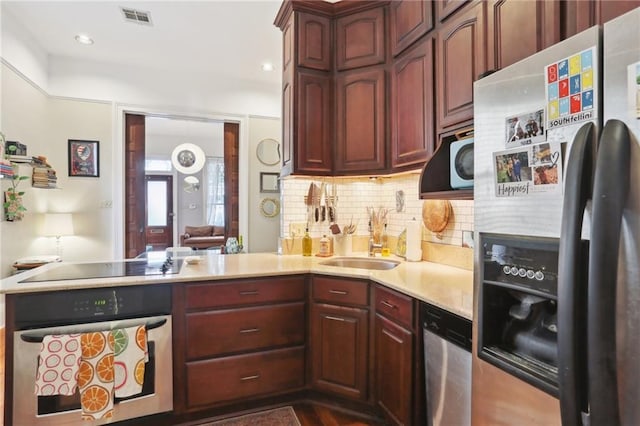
[334,234,352,256]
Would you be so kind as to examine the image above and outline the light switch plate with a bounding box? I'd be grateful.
[289,222,306,238]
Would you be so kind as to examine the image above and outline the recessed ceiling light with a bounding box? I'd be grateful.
[261,62,274,72]
[75,34,94,45]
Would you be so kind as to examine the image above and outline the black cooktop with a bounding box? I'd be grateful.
[21,257,182,283]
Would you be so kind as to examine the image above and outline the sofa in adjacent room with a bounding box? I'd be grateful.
[179,225,225,249]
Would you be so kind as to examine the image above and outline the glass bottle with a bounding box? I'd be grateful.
[381,224,390,256]
[302,228,312,256]
[319,234,330,256]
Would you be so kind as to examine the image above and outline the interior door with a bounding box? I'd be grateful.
[145,175,174,251]
[125,113,146,258]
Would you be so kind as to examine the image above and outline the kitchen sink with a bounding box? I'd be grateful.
[319,257,400,270]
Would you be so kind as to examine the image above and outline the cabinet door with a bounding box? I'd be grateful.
[391,37,435,170]
[294,70,333,174]
[335,68,386,173]
[281,67,295,176]
[435,0,469,22]
[297,12,331,71]
[310,303,369,400]
[569,0,640,36]
[436,1,486,131]
[486,0,560,71]
[336,7,386,70]
[389,0,433,57]
[375,314,414,426]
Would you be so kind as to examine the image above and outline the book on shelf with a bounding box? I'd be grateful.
[32,166,58,188]
[6,154,32,163]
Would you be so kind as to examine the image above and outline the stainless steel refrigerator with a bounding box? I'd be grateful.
[472,8,639,425]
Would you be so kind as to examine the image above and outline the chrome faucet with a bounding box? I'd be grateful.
[368,221,382,257]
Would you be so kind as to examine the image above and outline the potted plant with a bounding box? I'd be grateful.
[4,171,28,221]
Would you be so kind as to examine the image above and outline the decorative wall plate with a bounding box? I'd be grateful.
[260,198,280,218]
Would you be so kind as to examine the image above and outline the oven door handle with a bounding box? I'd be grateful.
[19,317,168,344]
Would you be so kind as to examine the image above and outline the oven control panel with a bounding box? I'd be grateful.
[481,233,559,297]
[72,295,125,315]
[14,285,172,328]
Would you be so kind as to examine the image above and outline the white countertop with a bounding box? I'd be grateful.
[1,252,473,319]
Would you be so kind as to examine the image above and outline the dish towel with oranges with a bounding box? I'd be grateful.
[79,331,114,420]
[113,325,147,397]
[35,334,81,396]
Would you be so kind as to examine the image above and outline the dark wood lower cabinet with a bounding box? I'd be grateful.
[375,314,414,425]
[186,346,305,408]
[310,302,370,401]
[172,276,428,425]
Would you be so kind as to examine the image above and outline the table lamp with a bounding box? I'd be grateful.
[43,213,75,258]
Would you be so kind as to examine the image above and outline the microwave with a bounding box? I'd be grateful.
[450,138,474,189]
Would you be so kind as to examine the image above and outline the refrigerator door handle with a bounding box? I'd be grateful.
[558,122,596,426]
[588,119,631,426]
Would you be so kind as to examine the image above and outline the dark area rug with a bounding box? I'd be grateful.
[198,406,301,426]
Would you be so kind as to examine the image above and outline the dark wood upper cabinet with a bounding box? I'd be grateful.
[390,37,435,170]
[486,0,560,71]
[335,7,386,71]
[436,0,486,131]
[294,70,333,174]
[297,12,331,71]
[436,0,469,22]
[389,0,433,57]
[566,0,640,37]
[335,67,387,173]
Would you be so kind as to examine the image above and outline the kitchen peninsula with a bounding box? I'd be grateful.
[2,252,472,425]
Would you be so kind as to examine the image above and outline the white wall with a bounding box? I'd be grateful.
[248,117,281,253]
[1,65,115,270]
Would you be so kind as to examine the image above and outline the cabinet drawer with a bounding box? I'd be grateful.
[186,346,305,408]
[186,302,305,359]
[186,276,305,309]
[375,284,414,329]
[313,276,369,307]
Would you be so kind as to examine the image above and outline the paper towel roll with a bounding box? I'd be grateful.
[406,218,422,262]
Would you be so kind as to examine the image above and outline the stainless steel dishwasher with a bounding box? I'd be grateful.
[421,302,472,426]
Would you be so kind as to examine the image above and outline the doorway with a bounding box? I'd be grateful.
[124,113,240,258]
[145,175,173,251]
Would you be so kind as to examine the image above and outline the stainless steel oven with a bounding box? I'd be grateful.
[11,285,173,425]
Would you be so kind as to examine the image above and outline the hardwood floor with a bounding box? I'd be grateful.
[292,402,384,426]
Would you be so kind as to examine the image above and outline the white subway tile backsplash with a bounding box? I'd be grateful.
[280,174,474,248]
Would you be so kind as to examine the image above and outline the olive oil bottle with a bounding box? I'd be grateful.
[302,227,312,256]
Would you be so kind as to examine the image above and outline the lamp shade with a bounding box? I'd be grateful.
[43,213,75,237]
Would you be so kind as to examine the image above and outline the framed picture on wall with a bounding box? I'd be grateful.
[260,172,279,193]
[68,140,99,177]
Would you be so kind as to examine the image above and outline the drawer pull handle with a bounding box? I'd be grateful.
[329,289,348,295]
[381,300,396,310]
[325,315,345,322]
[240,374,260,381]
[239,290,259,296]
[239,327,260,334]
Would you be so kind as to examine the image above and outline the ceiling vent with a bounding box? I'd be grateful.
[121,7,152,25]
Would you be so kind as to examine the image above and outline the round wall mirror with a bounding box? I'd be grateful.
[183,176,200,193]
[171,143,206,174]
[260,198,280,218]
[256,138,280,166]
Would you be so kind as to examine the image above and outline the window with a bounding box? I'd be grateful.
[205,157,224,226]
[147,179,168,226]
[145,158,172,172]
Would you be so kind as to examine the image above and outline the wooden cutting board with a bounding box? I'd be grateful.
[422,200,452,234]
